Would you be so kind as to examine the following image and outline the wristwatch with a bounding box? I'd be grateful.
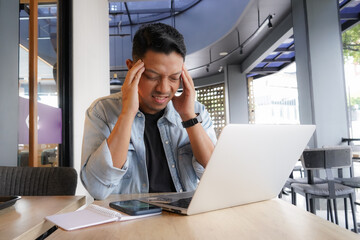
[181,113,202,128]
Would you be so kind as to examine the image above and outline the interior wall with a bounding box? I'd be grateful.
[193,73,224,88]
[73,0,110,197]
[0,0,19,166]
[226,65,249,124]
[292,0,349,147]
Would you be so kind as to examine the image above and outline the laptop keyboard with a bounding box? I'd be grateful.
[167,197,193,208]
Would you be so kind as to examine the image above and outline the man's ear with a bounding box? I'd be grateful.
[126,59,134,70]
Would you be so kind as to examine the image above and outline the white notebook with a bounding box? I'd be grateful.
[45,204,161,231]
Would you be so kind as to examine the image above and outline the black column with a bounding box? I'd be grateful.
[58,0,73,167]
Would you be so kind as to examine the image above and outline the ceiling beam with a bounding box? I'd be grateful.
[123,2,133,25]
[241,13,293,74]
[249,67,279,73]
[339,0,354,11]
[340,12,360,20]
[274,47,295,52]
[261,58,294,63]
[341,19,359,31]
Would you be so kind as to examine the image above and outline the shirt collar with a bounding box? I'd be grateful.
[135,100,179,126]
[163,101,179,126]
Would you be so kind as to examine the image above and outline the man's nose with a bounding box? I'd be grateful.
[155,77,170,93]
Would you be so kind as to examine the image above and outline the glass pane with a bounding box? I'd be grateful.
[343,23,360,138]
[277,51,295,59]
[251,62,300,124]
[18,3,60,167]
[265,52,279,60]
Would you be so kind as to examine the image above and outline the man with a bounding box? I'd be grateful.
[81,23,216,200]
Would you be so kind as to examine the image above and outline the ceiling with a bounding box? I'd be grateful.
[108,0,360,83]
[248,0,360,79]
[109,0,201,28]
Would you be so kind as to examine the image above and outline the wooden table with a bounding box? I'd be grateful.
[0,195,85,240]
[47,194,359,240]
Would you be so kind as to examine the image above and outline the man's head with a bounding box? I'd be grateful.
[132,23,186,61]
[126,23,187,114]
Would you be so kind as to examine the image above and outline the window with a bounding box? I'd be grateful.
[249,62,299,124]
[18,2,72,167]
[343,23,360,138]
[18,4,59,167]
[196,83,226,137]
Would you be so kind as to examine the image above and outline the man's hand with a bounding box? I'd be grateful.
[173,65,214,168]
[107,59,144,169]
[121,59,145,117]
[172,65,196,121]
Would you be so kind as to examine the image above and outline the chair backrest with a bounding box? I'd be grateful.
[301,146,352,170]
[0,167,77,196]
[301,147,352,198]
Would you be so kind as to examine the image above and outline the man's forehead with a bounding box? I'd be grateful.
[140,50,183,74]
[144,68,182,75]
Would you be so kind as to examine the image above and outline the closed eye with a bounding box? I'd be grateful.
[170,74,181,81]
[143,73,160,80]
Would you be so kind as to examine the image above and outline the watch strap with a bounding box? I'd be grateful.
[181,113,202,128]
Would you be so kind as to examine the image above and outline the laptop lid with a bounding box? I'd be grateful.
[142,124,315,215]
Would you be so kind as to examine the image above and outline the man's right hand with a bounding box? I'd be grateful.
[107,59,144,169]
[121,59,145,117]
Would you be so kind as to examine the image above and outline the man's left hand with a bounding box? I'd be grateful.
[172,65,197,121]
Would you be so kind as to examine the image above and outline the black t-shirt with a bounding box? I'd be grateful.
[143,109,176,193]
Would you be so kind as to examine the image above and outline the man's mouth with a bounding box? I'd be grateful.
[153,96,168,104]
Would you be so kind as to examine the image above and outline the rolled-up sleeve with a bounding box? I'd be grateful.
[80,105,128,200]
[192,102,217,179]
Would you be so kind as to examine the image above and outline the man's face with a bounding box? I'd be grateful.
[134,50,183,114]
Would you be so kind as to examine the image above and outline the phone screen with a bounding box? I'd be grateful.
[109,200,162,216]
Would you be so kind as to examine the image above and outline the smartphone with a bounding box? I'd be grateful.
[109,200,162,216]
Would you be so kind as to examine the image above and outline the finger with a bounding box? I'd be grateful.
[181,65,194,92]
[131,65,145,87]
[127,60,144,81]
[124,60,144,86]
[183,65,195,88]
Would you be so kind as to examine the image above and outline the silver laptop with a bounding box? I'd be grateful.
[140,124,315,215]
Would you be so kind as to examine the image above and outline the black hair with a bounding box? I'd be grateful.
[132,23,186,61]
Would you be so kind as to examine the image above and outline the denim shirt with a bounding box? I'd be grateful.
[80,92,217,200]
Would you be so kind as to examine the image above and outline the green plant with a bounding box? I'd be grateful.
[343,23,360,63]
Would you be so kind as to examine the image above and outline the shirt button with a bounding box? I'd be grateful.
[165,140,169,144]
[179,189,183,192]
[171,164,175,168]
[137,113,142,118]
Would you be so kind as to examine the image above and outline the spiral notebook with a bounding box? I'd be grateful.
[45,204,161,231]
